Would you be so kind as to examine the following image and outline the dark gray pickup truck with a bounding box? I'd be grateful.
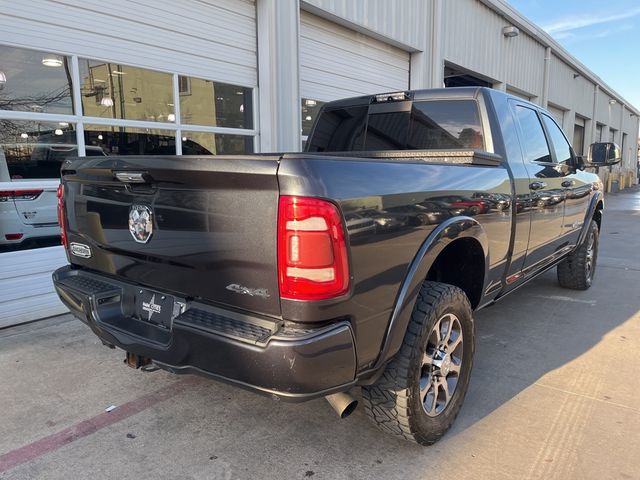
[53,87,620,445]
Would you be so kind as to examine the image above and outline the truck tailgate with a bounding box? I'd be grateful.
[61,155,282,318]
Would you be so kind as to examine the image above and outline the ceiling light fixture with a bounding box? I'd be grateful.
[54,129,63,136]
[167,113,176,122]
[0,71,6,85]
[20,133,28,139]
[305,99,317,107]
[502,26,519,38]
[100,97,114,107]
[58,122,69,127]
[42,55,63,67]
[98,134,103,140]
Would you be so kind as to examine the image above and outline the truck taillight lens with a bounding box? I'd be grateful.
[278,196,350,300]
[57,184,68,248]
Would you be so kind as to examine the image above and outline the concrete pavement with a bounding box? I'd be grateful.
[1,187,639,480]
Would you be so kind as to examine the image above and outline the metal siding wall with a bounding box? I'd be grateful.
[0,0,257,86]
[302,0,428,50]
[300,12,410,101]
[0,247,68,327]
[548,55,595,117]
[443,0,545,99]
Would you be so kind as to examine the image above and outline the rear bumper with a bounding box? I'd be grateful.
[52,265,357,401]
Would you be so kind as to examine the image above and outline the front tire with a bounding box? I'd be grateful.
[557,219,599,290]
[362,281,475,445]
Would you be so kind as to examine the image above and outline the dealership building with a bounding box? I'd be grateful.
[1,0,639,326]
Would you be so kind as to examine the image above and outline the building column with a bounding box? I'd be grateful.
[411,0,444,89]
[590,84,599,143]
[257,0,301,152]
[541,47,551,108]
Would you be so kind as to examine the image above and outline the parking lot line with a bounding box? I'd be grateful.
[0,377,200,473]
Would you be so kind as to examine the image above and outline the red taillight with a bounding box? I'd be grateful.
[278,196,350,300]
[0,189,43,201]
[57,184,68,248]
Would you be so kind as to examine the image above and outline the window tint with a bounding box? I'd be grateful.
[409,100,484,149]
[301,98,324,137]
[0,120,76,180]
[307,100,483,152]
[514,106,552,163]
[541,114,572,163]
[363,112,409,150]
[306,106,368,152]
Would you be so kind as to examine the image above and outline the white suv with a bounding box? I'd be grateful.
[0,143,105,250]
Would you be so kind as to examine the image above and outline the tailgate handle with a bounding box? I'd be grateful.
[115,172,150,184]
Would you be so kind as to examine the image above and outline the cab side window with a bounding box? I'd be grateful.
[514,105,552,163]
[541,114,572,164]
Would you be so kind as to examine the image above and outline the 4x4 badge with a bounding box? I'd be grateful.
[129,204,153,244]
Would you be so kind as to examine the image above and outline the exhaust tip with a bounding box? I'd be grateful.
[325,392,358,419]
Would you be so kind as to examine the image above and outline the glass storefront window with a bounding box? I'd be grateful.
[84,125,176,155]
[0,120,76,180]
[0,45,74,114]
[179,76,253,129]
[301,98,324,137]
[79,60,174,122]
[181,131,254,155]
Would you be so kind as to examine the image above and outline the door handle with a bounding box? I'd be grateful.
[561,180,575,188]
[529,181,547,190]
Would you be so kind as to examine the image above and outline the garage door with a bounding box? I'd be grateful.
[300,11,410,102]
[0,0,257,327]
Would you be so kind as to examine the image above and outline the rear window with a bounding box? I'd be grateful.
[307,99,484,152]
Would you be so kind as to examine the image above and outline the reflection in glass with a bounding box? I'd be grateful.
[181,131,254,155]
[79,60,174,122]
[301,98,324,136]
[179,76,253,129]
[0,121,76,180]
[84,125,175,155]
[515,106,552,163]
[0,45,74,114]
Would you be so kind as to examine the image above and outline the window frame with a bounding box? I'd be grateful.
[512,102,555,165]
[539,112,575,165]
[0,45,258,165]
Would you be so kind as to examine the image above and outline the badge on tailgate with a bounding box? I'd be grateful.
[70,242,92,258]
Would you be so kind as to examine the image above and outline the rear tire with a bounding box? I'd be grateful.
[362,281,474,445]
[557,219,599,290]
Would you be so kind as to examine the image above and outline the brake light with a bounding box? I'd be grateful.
[0,189,43,201]
[57,184,68,248]
[278,196,350,300]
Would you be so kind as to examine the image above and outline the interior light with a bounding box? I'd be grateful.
[54,129,63,136]
[239,104,244,113]
[101,97,114,107]
[235,91,244,95]
[20,133,28,139]
[58,122,69,127]
[304,99,317,107]
[305,115,312,121]
[111,70,126,75]
[167,113,176,122]
[42,55,63,67]
[0,71,6,85]
[97,134,103,140]
[182,136,187,142]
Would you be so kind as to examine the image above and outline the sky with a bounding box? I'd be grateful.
[506,0,640,109]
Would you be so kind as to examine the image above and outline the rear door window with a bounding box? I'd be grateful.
[306,105,368,152]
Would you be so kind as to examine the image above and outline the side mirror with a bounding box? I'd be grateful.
[587,142,622,166]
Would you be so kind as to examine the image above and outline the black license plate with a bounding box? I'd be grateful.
[134,289,174,329]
